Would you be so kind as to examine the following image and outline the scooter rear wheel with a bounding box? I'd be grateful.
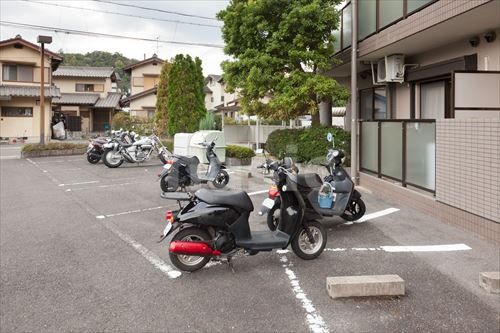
[291,221,326,260]
[169,228,211,272]
[160,175,179,192]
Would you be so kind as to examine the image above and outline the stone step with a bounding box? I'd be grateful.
[479,272,500,294]
[327,274,405,299]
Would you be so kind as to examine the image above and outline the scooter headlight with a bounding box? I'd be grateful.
[282,185,287,192]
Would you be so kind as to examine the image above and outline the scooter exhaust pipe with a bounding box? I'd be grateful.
[169,241,221,256]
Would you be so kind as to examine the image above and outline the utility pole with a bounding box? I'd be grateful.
[350,0,359,185]
[37,35,52,144]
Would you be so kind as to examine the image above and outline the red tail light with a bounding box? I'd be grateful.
[165,210,174,223]
[166,159,174,164]
[169,241,221,256]
[268,185,279,199]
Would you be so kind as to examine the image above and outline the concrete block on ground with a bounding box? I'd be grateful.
[479,272,500,293]
[327,275,405,299]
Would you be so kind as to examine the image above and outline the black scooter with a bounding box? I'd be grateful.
[159,166,327,272]
[158,140,229,192]
[261,137,365,231]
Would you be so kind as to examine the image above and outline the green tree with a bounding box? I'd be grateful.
[155,61,171,136]
[217,0,348,123]
[165,55,206,135]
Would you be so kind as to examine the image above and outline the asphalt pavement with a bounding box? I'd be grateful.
[1,156,498,332]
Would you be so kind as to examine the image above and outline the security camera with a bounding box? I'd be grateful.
[469,36,480,47]
[484,31,496,43]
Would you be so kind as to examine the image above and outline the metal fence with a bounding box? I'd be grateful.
[360,120,436,192]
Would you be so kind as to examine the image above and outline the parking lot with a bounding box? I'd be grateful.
[1,156,498,332]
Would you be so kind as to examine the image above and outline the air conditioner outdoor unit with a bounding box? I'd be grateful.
[377,55,405,83]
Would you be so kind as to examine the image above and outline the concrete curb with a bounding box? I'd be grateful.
[327,275,405,298]
[479,272,500,293]
[21,148,86,158]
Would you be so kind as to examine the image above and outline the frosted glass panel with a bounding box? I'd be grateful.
[421,81,445,119]
[342,4,352,49]
[381,122,402,179]
[360,89,373,120]
[374,88,387,119]
[332,30,341,53]
[406,122,435,190]
[358,0,376,40]
[379,0,403,28]
[408,0,433,13]
[361,122,378,172]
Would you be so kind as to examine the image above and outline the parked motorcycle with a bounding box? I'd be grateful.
[158,140,229,192]
[102,132,170,168]
[86,129,134,164]
[159,165,327,272]
[260,136,366,231]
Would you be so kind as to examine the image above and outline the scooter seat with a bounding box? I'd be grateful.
[177,155,199,164]
[195,188,254,212]
[296,173,323,188]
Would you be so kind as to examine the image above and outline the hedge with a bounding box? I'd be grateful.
[265,126,351,165]
[22,142,88,153]
[226,145,256,159]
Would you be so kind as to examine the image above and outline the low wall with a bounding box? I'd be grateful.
[435,119,499,222]
[224,125,285,146]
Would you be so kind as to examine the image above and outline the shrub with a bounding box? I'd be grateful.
[266,126,351,165]
[111,112,155,135]
[22,142,87,152]
[199,112,217,130]
[226,145,255,159]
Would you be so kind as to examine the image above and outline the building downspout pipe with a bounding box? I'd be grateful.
[350,0,359,185]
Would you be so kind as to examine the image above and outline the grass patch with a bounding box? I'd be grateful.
[22,142,87,153]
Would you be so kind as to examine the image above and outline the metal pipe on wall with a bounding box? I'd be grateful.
[350,0,359,185]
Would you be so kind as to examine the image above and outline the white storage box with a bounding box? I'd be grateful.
[189,130,226,163]
[173,133,193,156]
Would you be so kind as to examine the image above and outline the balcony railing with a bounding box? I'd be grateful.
[360,120,436,192]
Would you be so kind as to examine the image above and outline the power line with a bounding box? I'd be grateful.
[0,21,225,49]
[19,0,221,28]
[93,0,219,21]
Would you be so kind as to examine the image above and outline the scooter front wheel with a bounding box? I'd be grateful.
[291,221,327,260]
[340,197,366,221]
[267,205,280,231]
[212,170,229,189]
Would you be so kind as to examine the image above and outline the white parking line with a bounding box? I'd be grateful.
[248,189,268,196]
[279,253,329,333]
[35,158,83,164]
[66,182,140,192]
[101,220,181,279]
[96,206,165,219]
[381,244,472,252]
[59,180,99,187]
[354,207,400,223]
[280,244,472,253]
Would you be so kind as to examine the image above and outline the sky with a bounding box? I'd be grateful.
[0,0,230,75]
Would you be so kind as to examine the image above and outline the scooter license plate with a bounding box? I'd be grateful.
[163,163,171,170]
[262,198,275,209]
[162,221,172,237]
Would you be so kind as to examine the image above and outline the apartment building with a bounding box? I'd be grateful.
[0,35,62,142]
[331,0,500,243]
[52,66,121,133]
[204,74,240,119]
[121,54,164,119]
